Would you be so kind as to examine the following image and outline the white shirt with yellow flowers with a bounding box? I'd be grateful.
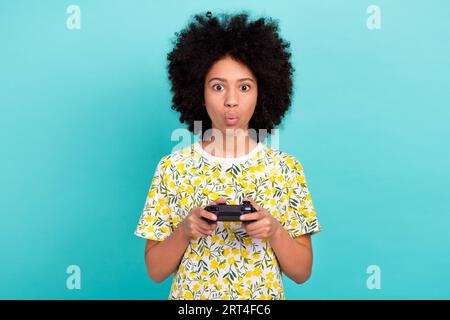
[134,141,321,300]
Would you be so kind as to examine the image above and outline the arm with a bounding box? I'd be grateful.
[269,228,313,284]
[144,198,225,283]
[144,223,191,283]
[240,197,314,284]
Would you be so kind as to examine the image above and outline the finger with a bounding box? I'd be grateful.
[243,219,264,233]
[240,210,265,222]
[242,197,262,211]
[248,232,267,239]
[199,209,218,223]
[196,221,214,234]
[193,226,210,237]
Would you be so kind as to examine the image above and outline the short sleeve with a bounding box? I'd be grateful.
[282,157,321,238]
[134,156,174,241]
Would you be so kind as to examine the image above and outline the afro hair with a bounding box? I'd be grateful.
[167,11,294,137]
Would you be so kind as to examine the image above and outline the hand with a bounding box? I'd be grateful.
[182,198,227,238]
[240,198,282,241]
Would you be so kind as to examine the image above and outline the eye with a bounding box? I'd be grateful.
[240,84,251,92]
[212,84,224,91]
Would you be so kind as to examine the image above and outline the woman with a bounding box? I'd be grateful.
[135,11,321,300]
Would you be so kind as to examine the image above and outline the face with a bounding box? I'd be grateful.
[203,55,258,134]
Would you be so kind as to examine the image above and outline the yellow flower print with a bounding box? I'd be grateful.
[221,295,229,300]
[210,192,219,200]
[147,225,154,233]
[296,175,305,184]
[186,186,194,194]
[223,248,230,257]
[277,175,284,183]
[211,235,219,243]
[193,283,200,291]
[194,179,201,186]
[267,272,274,281]
[173,215,180,224]
[265,189,272,197]
[290,220,298,227]
[180,197,188,205]
[189,168,197,174]
[158,198,167,206]
[148,190,155,198]
[162,159,171,167]
[212,170,221,178]
[253,268,262,277]
[225,187,233,195]
[204,249,210,256]
[177,163,185,170]
[245,271,253,278]
[161,226,168,233]
[210,259,218,269]
[227,257,236,265]
[265,282,272,289]
[184,291,193,300]
[257,164,265,172]
[252,253,260,260]
[240,249,249,258]
[202,188,210,195]
[270,198,276,206]
[226,171,232,178]
[200,295,207,300]
[203,165,210,171]
[210,276,218,285]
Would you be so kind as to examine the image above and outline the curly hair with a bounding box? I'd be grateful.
[167,11,294,137]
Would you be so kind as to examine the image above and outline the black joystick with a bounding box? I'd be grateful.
[202,200,257,224]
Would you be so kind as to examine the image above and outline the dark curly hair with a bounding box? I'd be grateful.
[167,11,294,138]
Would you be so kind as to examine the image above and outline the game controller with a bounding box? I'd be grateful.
[202,200,257,224]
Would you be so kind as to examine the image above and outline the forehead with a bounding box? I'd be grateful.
[206,56,255,80]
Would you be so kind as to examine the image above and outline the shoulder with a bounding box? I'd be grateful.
[264,145,304,172]
[155,144,197,171]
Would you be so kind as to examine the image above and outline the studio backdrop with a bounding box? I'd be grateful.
[1,0,449,299]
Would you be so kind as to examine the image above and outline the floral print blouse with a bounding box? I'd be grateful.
[134,141,321,300]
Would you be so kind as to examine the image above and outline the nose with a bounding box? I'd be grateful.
[224,88,238,108]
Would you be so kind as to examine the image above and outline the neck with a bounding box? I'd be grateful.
[201,128,258,158]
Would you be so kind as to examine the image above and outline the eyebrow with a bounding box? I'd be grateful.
[207,77,255,83]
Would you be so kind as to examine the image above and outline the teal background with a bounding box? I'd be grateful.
[1,0,449,299]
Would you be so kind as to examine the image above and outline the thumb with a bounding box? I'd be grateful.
[242,197,261,211]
